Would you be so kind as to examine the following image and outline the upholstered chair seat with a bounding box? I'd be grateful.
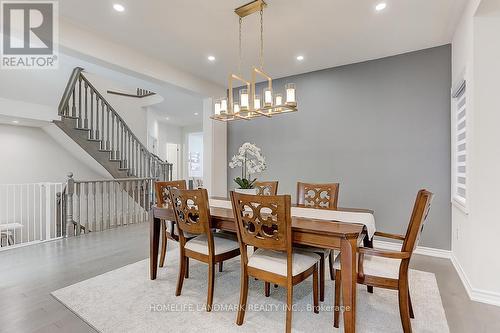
[248,248,320,276]
[333,254,401,279]
[185,233,240,256]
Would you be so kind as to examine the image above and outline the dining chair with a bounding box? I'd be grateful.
[295,181,339,302]
[230,191,320,333]
[333,189,434,332]
[254,181,279,196]
[155,180,196,277]
[170,188,240,311]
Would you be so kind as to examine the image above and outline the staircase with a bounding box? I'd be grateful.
[56,67,172,236]
[55,67,171,181]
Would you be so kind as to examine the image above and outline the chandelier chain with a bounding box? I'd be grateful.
[238,17,242,74]
[260,8,264,69]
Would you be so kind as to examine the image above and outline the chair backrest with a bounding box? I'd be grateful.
[230,191,292,254]
[296,182,339,209]
[255,181,279,196]
[155,180,187,208]
[401,189,434,255]
[169,188,212,237]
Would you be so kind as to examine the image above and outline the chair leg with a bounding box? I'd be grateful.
[159,222,167,267]
[319,254,325,302]
[328,251,335,280]
[185,257,189,278]
[398,281,412,333]
[207,263,215,312]
[236,269,249,325]
[334,269,341,328]
[175,252,186,296]
[313,263,319,314]
[408,289,414,319]
[265,282,271,297]
[286,285,293,333]
[219,261,223,272]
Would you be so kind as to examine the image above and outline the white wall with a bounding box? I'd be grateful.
[0,124,105,184]
[60,19,225,98]
[451,0,500,306]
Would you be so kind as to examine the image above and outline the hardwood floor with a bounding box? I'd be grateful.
[0,222,498,333]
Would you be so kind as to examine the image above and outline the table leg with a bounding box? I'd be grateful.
[340,237,357,333]
[150,214,161,280]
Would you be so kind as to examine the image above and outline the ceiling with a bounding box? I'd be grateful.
[59,0,468,86]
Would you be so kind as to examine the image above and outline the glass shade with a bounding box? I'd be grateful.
[220,98,228,114]
[239,89,249,111]
[214,99,221,115]
[254,94,261,110]
[233,101,240,114]
[263,87,273,107]
[285,83,296,106]
[275,93,283,106]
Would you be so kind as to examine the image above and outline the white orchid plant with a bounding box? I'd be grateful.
[229,142,267,189]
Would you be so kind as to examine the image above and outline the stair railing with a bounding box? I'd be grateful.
[58,67,172,180]
[64,173,155,236]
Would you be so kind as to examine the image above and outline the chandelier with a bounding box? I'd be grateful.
[211,0,298,122]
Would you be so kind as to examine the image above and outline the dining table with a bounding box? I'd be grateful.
[150,198,374,333]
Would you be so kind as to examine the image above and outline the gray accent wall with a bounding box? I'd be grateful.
[227,45,451,250]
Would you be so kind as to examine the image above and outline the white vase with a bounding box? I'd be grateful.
[235,188,258,195]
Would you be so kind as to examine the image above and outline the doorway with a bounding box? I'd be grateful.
[166,143,180,180]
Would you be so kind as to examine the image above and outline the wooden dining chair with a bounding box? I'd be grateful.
[295,181,339,302]
[254,181,279,196]
[333,189,434,332]
[154,180,196,277]
[170,188,240,311]
[230,191,320,333]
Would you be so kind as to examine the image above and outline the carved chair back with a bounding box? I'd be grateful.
[155,180,187,209]
[169,188,212,239]
[254,181,279,196]
[230,192,292,269]
[296,182,339,210]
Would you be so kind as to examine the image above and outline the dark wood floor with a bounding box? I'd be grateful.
[1,223,499,333]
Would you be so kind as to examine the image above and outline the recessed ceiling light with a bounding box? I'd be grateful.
[375,3,387,11]
[12,120,19,124]
[194,112,199,116]
[296,55,304,61]
[113,3,125,12]
[165,117,170,121]
[207,55,216,62]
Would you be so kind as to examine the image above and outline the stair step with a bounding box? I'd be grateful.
[62,115,79,120]
[88,138,102,142]
[99,149,112,153]
[109,158,122,162]
[118,167,129,171]
[74,127,90,132]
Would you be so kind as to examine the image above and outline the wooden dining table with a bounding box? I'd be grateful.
[150,200,371,333]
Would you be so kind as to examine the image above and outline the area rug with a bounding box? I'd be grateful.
[52,243,449,332]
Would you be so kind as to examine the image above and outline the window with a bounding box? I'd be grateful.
[452,79,467,209]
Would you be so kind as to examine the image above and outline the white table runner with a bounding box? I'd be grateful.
[209,199,376,238]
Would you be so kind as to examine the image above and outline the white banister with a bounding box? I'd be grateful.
[0,183,64,250]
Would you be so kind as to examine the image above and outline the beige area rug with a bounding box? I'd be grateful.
[52,243,449,333]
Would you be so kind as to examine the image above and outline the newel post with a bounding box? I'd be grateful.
[65,172,75,237]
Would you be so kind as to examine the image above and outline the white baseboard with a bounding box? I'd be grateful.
[375,240,500,307]
[373,240,452,259]
[450,254,500,307]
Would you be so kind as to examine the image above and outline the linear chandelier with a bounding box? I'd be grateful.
[211,0,298,122]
